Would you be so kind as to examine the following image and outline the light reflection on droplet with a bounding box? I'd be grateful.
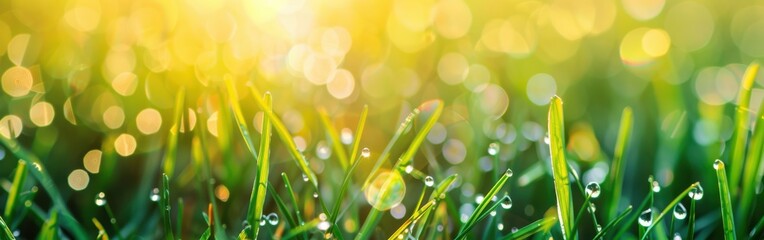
[364,170,406,211]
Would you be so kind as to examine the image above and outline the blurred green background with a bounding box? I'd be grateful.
[0,0,763,238]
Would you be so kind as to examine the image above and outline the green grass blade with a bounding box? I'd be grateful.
[362,100,443,190]
[199,228,211,240]
[92,217,109,240]
[248,93,272,238]
[0,137,87,239]
[592,205,633,239]
[283,218,321,240]
[281,173,304,225]
[318,108,349,170]
[348,105,368,166]
[739,91,764,233]
[500,216,557,240]
[163,87,185,178]
[176,198,184,238]
[160,173,174,240]
[608,107,632,220]
[750,215,764,238]
[267,183,298,228]
[729,62,759,196]
[0,215,14,240]
[548,95,574,239]
[249,84,318,188]
[387,200,438,240]
[225,76,258,158]
[687,197,696,240]
[4,160,27,220]
[455,169,512,239]
[641,182,699,240]
[38,210,58,239]
[713,160,737,239]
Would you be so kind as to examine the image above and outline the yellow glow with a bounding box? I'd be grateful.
[0,115,22,139]
[207,112,219,137]
[327,69,355,99]
[7,34,30,66]
[67,169,90,191]
[622,0,665,21]
[103,105,125,129]
[215,185,230,202]
[642,29,671,57]
[112,72,138,96]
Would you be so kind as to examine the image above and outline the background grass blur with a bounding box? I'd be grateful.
[1,0,764,239]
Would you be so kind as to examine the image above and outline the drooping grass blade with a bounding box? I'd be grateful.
[249,84,318,188]
[225,77,258,159]
[348,105,368,166]
[608,107,632,220]
[248,93,272,238]
[330,105,367,225]
[38,211,58,239]
[455,169,512,239]
[4,160,26,220]
[387,200,438,240]
[713,160,736,239]
[641,182,699,240]
[548,95,574,239]
[729,62,759,196]
[267,183,298,228]
[92,217,109,240]
[500,216,557,240]
[592,205,633,239]
[162,87,185,178]
[389,174,457,240]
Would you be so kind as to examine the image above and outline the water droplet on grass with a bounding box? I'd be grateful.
[424,176,434,187]
[638,209,653,227]
[585,182,601,198]
[404,164,414,174]
[302,173,309,182]
[673,203,687,220]
[364,170,406,211]
[266,212,279,225]
[713,159,723,170]
[689,184,704,200]
[361,147,371,158]
[652,181,661,193]
[501,196,513,209]
[505,168,513,177]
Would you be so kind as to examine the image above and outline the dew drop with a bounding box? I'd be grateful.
[652,180,661,193]
[497,223,504,231]
[424,176,435,187]
[585,182,601,198]
[689,184,704,200]
[596,224,602,232]
[488,142,500,156]
[673,202,687,220]
[95,192,107,206]
[110,218,116,224]
[543,133,550,145]
[150,188,160,202]
[638,209,653,227]
[673,232,682,240]
[340,128,353,145]
[404,165,414,174]
[503,168,513,178]
[489,210,497,216]
[259,217,266,226]
[267,212,279,225]
[317,220,331,231]
[588,203,596,213]
[511,227,518,233]
[313,192,319,198]
[475,194,485,204]
[302,173,309,182]
[361,147,371,158]
[713,159,723,170]
[501,196,513,209]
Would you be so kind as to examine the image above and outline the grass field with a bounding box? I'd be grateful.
[1,0,764,239]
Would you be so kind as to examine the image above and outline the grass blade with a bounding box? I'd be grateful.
[729,62,759,196]
[4,160,27,220]
[0,215,14,240]
[548,95,574,239]
[387,200,438,240]
[163,87,185,178]
[348,105,368,166]
[248,93,273,238]
[592,205,633,239]
[225,76,258,158]
[330,105,368,224]
[318,108,349,170]
[161,173,174,240]
[608,107,632,220]
[283,218,321,239]
[249,84,318,188]
[641,182,700,240]
[92,217,109,240]
[750,215,764,238]
[713,160,736,239]
[176,198,184,238]
[739,88,764,233]
[388,174,457,240]
[500,216,557,240]
[455,169,512,239]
